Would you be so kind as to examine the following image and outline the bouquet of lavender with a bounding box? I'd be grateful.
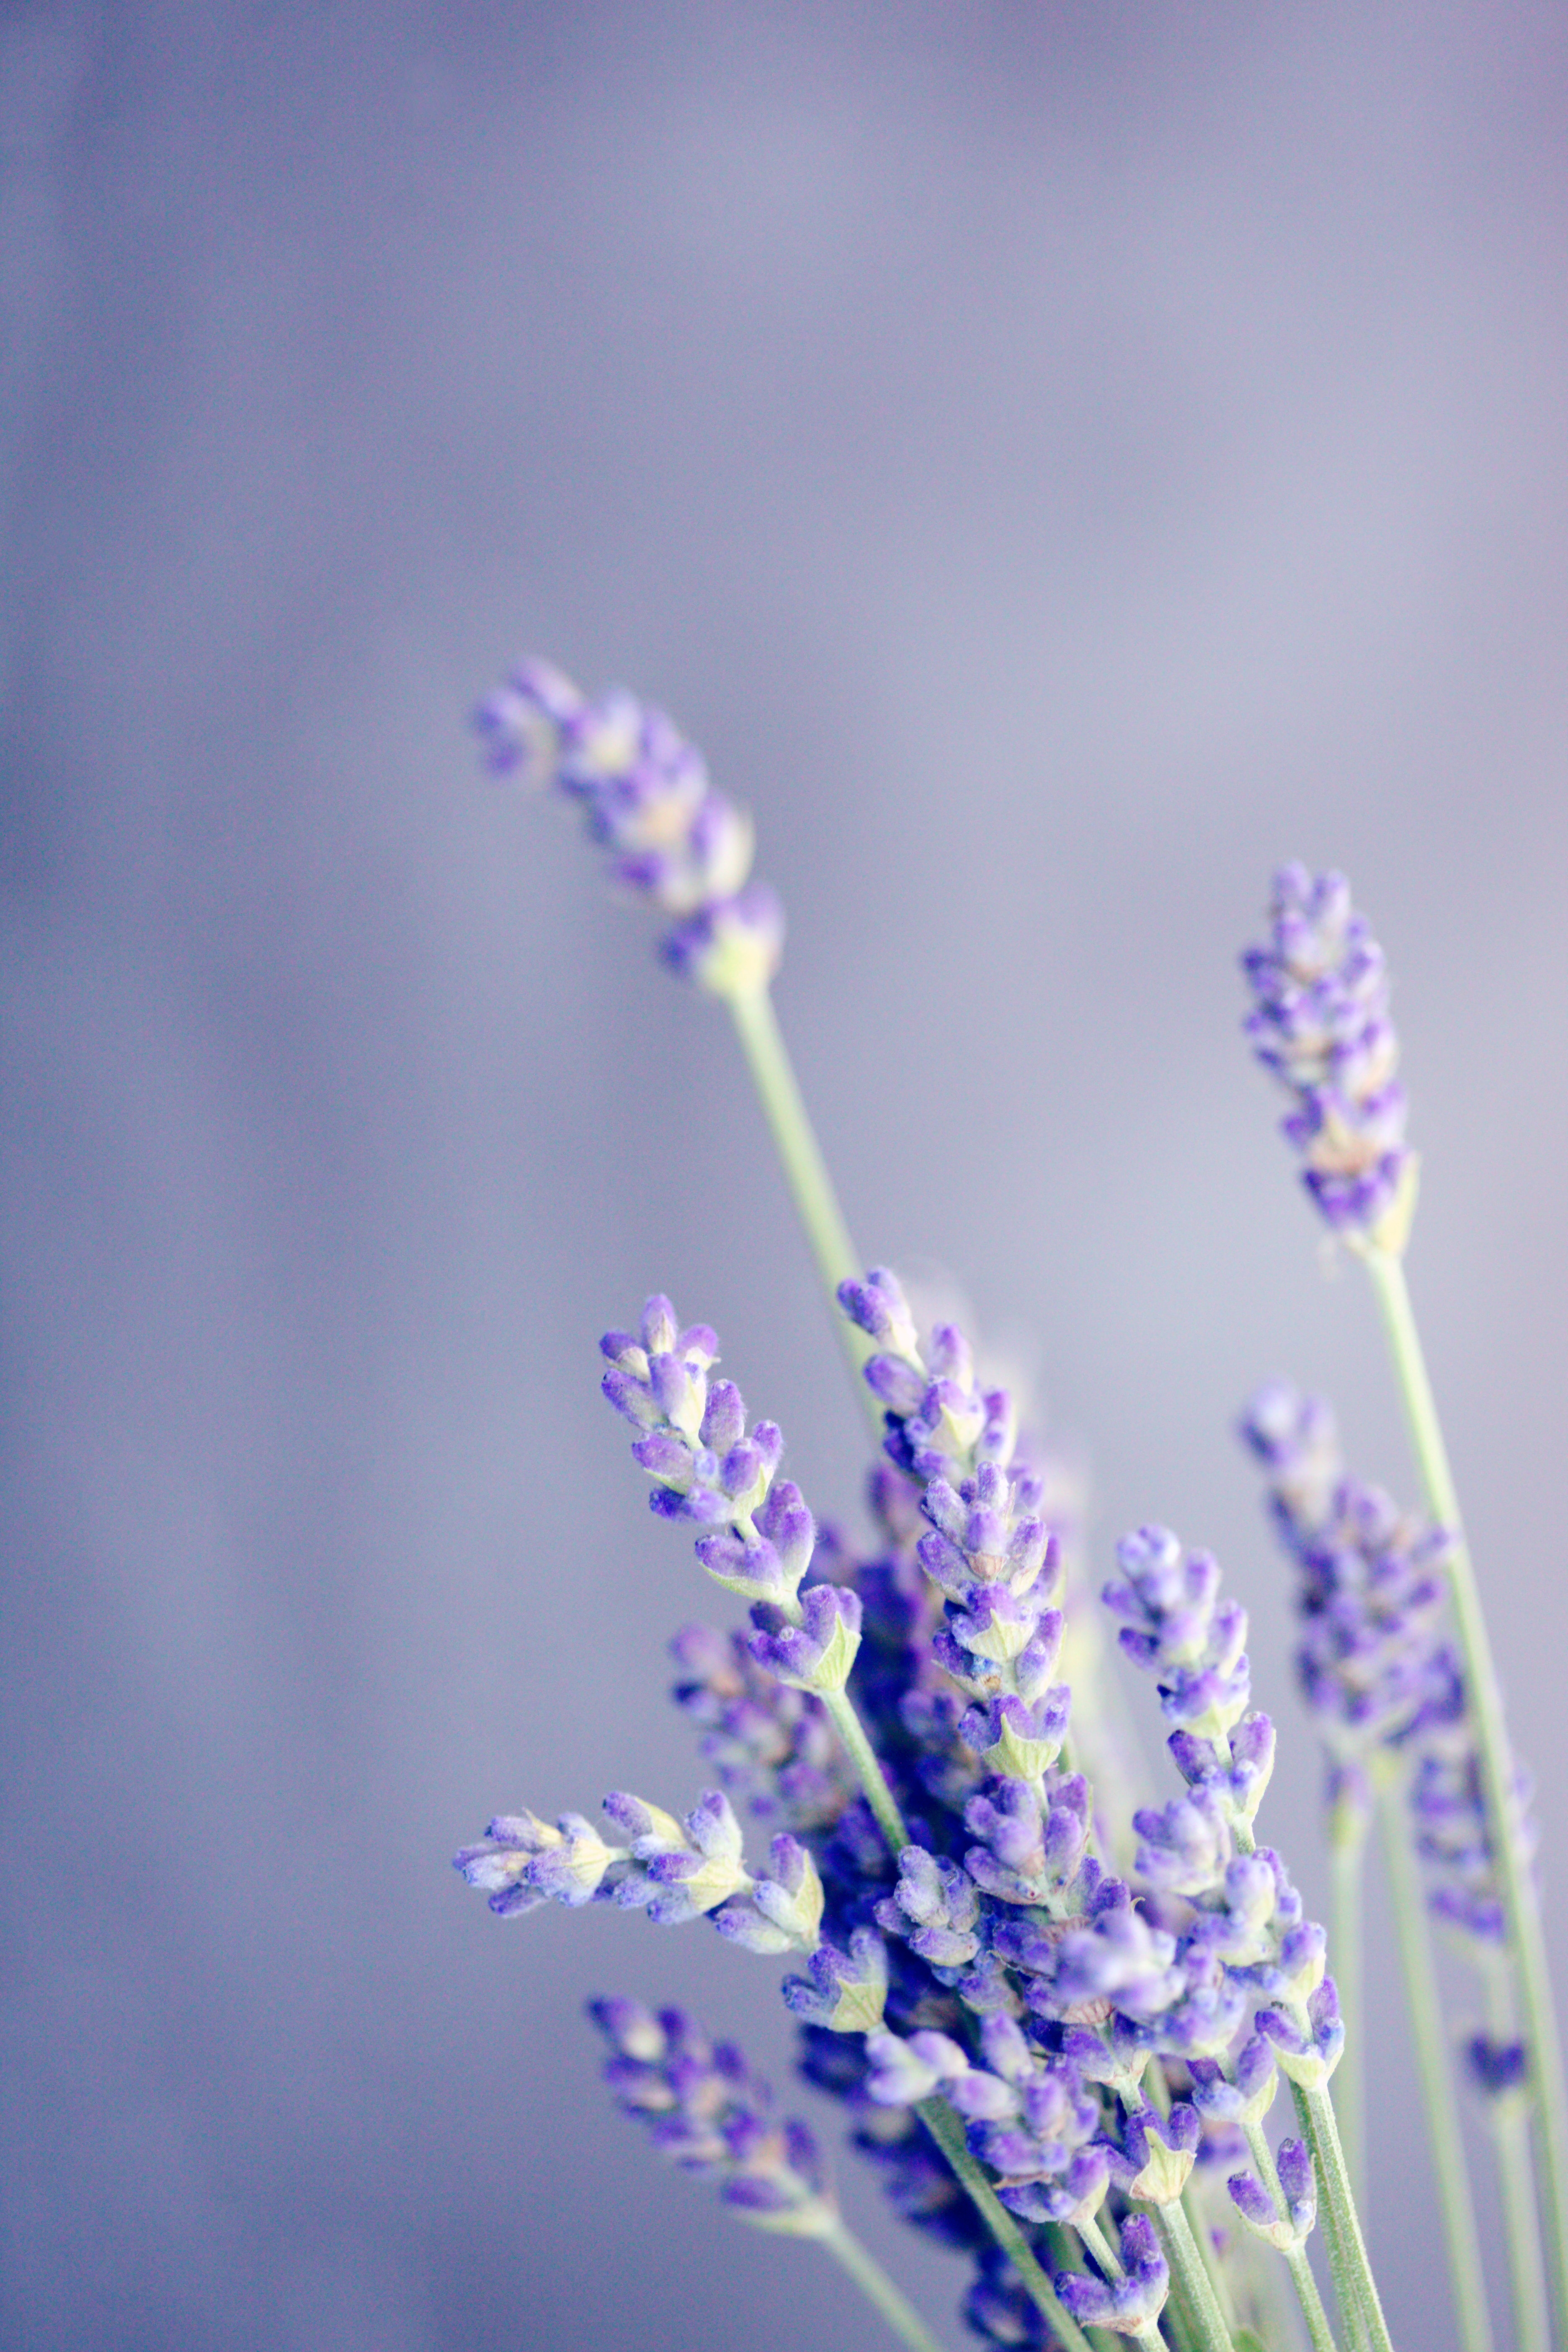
[454,662,1564,2352]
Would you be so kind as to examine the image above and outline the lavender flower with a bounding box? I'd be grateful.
[1226,2136,1316,2253]
[602,1295,864,1700]
[1243,1382,1538,1968]
[838,1268,1069,1776]
[475,657,783,993]
[455,1787,825,1953]
[1240,862,1413,1241]
[668,1622,854,1830]
[1104,1526,1274,1831]
[1053,2213,1169,2335]
[590,1998,838,2236]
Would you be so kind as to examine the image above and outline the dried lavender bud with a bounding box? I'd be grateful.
[453,1810,581,1916]
[1099,2098,1201,2204]
[874,1846,983,1974]
[1240,863,1414,1242]
[477,658,784,993]
[863,2028,971,2106]
[749,1584,864,1697]
[1226,2134,1317,2251]
[589,1999,837,2236]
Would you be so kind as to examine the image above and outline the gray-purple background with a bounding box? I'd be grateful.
[4,5,1567,2347]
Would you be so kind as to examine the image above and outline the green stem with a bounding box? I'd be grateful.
[1241,2119,1339,2352]
[1149,2193,1236,2352]
[1374,1770,1493,2352]
[1330,1821,1367,2211]
[820,2214,953,2352]
[821,1687,911,1855]
[725,984,876,1415]
[1289,2083,1370,2352]
[1362,1244,1568,2342]
[1484,1957,1552,2352]
[915,2098,1096,2352]
[1295,2079,1394,2352]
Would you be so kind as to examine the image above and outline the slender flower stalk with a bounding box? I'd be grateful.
[1241,864,1568,2343]
[1328,1824,1367,2202]
[1240,1380,1493,2350]
[474,656,875,1410]
[1362,1243,1568,2344]
[1480,1958,1552,2352]
[1373,1761,1494,2352]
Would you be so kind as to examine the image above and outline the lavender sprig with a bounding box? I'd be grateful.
[590,1999,952,2352]
[1102,1522,1393,2352]
[1241,864,1568,2340]
[1243,1379,1520,2352]
[600,1292,907,1852]
[478,658,872,1396]
[1240,862,1414,1249]
[476,658,783,995]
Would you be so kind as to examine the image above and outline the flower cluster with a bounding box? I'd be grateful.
[475,655,783,993]
[458,1274,1342,2346]
[590,1997,838,2236]
[1240,862,1413,1239]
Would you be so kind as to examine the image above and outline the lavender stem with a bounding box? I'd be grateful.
[1362,1242,1568,2341]
[819,2214,954,2352]
[1240,2119,1340,2352]
[1145,2191,1237,2352]
[725,981,878,1417]
[1483,1956,1553,2352]
[1331,1820,1368,2210]
[819,1685,910,1855]
[1373,1764,1494,2352]
[914,2095,1098,2352]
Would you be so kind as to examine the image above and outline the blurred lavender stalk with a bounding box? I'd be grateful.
[473,660,876,1416]
[1242,867,1568,2343]
[1240,1385,1501,2352]
[589,1998,953,2352]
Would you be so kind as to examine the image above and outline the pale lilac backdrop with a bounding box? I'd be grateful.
[4,5,1567,2347]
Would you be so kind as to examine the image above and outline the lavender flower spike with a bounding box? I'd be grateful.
[1240,862,1416,1247]
[455,1788,825,1953]
[475,656,783,995]
[590,1998,839,2238]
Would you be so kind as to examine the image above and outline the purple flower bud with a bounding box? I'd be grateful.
[1227,2168,1279,2231]
[1055,2213,1168,2331]
[748,1583,863,1696]
[864,2029,970,2107]
[1465,2034,1529,2099]
[837,1267,919,1352]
